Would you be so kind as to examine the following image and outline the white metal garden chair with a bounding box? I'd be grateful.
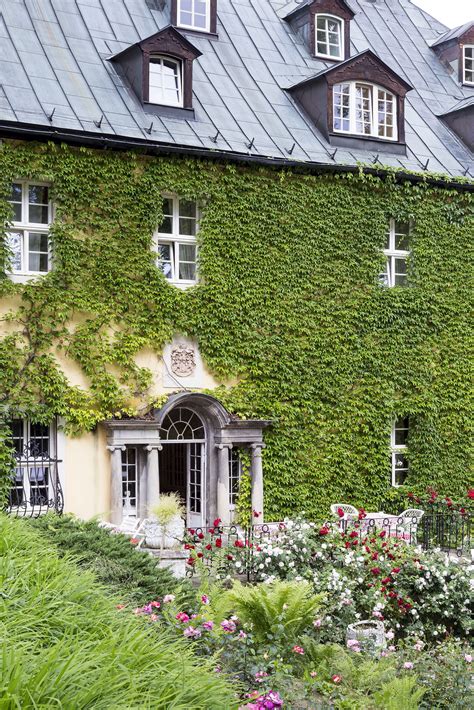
[394,508,424,542]
[330,504,358,518]
[99,515,147,548]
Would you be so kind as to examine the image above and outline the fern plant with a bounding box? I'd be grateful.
[224,580,323,644]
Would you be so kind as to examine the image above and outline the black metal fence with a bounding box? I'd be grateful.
[184,509,472,579]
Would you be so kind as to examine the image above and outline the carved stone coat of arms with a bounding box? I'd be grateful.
[170,344,196,377]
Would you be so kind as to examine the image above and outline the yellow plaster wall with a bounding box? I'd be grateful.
[62,427,111,520]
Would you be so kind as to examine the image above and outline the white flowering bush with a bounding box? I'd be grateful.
[242,518,473,644]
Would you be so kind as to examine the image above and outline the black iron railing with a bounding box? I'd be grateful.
[184,510,472,579]
[6,435,63,518]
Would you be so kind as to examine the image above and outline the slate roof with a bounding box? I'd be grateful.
[0,0,472,177]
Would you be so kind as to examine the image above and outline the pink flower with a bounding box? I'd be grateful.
[403,662,414,670]
[175,612,190,623]
[221,619,237,633]
[150,613,158,621]
[238,630,247,639]
[310,671,317,677]
[332,674,342,684]
[150,600,160,608]
[163,594,175,603]
[116,604,125,610]
[414,642,423,651]
[292,645,304,655]
[313,618,322,628]
[201,594,210,605]
[202,620,214,630]
[465,654,472,663]
[183,625,201,638]
[347,639,361,652]
[255,671,268,683]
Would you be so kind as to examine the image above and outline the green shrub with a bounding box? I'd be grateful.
[224,580,323,645]
[0,514,237,709]
[29,513,193,606]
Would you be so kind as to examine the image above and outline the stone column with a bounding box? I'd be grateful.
[216,443,232,526]
[106,445,126,525]
[251,443,265,525]
[145,443,163,517]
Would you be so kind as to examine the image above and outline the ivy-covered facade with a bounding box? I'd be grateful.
[0,0,472,524]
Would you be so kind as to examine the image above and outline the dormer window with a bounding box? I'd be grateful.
[463,45,474,84]
[149,56,183,106]
[333,82,396,140]
[177,0,210,32]
[315,14,343,60]
[109,27,201,117]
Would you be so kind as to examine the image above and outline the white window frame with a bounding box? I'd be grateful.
[463,45,474,85]
[177,0,211,33]
[380,218,411,287]
[7,180,52,282]
[121,447,138,515]
[333,82,398,141]
[390,417,409,487]
[9,419,55,510]
[148,55,183,107]
[315,14,343,60]
[154,194,199,288]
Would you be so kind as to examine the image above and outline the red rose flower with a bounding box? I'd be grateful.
[198,533,204,540]
[381,577,391,585]
[213,518,222,527]
[379,530,386,539]
[371,567,381,575]
[371,552,379,560]
[349,531,358,539]
[408,492,414,499]
[186,557,195,565]
[208,528,215,535]
[319,526,330,536]
[226,554,233,561]
[215,538,223,548]
[445,497,453,508]
[197,552,203,558]
[468,489,474,500]
[188,529,195,535]
[337,507,345,518]
[358,508,367,520]
[205,544,212,551]
[344,541,351,548]
[391,567,401,574]
[234,539,244,548]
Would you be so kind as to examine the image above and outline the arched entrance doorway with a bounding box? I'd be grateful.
[104,392,270,527]
[159,407,205,527]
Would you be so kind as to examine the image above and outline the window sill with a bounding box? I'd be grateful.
[178,28,219,40]
[8,272,49,284]
[164,280,197,290]
[329,133,407,155]
[143,103,195,120]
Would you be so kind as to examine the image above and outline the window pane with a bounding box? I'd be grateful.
[7,232,22,270]
[180,11,193,24]
[29,252,49,272]
[158,243,173,279]
[179,200,197,218]
[28,232,49,252]
[28,185,49,224]
[10,419,24,456]
[9,183,22,221]
[394,222,411,250]
[179,261,196,281]
[29,422,50,455]
[179,243,196,262]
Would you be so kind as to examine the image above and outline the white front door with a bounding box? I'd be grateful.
[187,442,204,528]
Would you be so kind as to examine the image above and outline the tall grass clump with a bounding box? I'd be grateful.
[30,513,192,606]
[0,514,237,709]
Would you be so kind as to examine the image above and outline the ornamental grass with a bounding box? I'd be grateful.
[0,514,237,709]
